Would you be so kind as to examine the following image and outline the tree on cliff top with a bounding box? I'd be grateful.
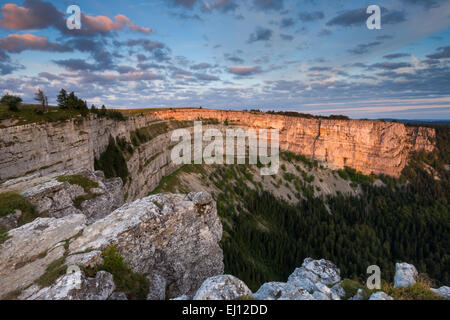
[34,89,48,113]
[57,89,68,108]
[0,94,22,112]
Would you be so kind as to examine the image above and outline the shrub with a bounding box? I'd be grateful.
[381,277,444,300]
[0,94,22,112]
[88,246,149,300]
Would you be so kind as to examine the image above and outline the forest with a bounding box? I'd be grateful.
[220,125,450,291]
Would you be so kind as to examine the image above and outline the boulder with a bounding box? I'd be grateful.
[193,275,252,300]
[146,274,167,300]
[394,262,418,288]
[253,282,294,300]
[0,214,86,298]
[28,271,115,300]
[431,286,450,300]
[69,192,223,298]
[278,287,315,300]
[369,292,394,300]
[349,289,366,300]
[331,283,346,299]
[287,258,340,294]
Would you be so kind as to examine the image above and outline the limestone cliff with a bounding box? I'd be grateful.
[152,109,436,177]
[0,109,436,202]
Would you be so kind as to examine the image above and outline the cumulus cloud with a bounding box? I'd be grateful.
[227,66,263,76]
[0,0,153,36]
[0,34,70,53]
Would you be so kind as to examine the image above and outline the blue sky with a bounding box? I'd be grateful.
[0,0,449,119]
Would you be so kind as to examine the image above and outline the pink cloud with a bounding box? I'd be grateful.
[0,2,153,35]
[0,3,47,29]
[82,14,129,33]
[0,34,69,53]
[227,66,263,76]
[129,23,154,35]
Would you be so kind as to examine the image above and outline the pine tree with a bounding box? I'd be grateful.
[57,89,68,108]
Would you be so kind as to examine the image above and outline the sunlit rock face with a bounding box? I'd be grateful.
[153,109,435,177]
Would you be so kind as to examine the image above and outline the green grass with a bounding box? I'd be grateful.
[340,279,372,300]
[57,174,98,193]
[0,228,11,244]
[84,246,149,300]
[0,192,37,227]
[0,104,82,126]
[35,256,67,287]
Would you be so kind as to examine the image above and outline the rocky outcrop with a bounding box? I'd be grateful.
[431,286,450,300]
[0,169,123,223]
[193,275,252,300]
[146,274,167,300]
[369,292,393,300]
[0,214,86,298]
[68,192,223,298]
[192,258,342,301]
[394,262,418,288]
[28,271,116,300]
[0,191,223,300]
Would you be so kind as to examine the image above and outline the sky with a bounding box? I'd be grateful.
[0,0,449,119]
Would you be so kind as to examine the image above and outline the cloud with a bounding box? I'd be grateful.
[170,0,198,9]
[253,0,284,11]
[195,73,219,81]
[129,23,154,34]
[348,41,382,55]
[203,0,238,12]
[0,34,70,53]
[280,18,295,28]
[53,59,98,71]
[383,53,411,60]
[298,11,325,22]
[400,0,447,9]
[169,0,237,12]
[247,27,273,43]
[0,0,64,30]
[227,66,263,76]
[427,46,450,59]
[0,0,153,36]
[370,62,413,70]
[38,72,61,80]
[327,7,406,27]
[0,49,23,75]
[225,54,244,64]
[280,34,294,41]
[191,63,212,70]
